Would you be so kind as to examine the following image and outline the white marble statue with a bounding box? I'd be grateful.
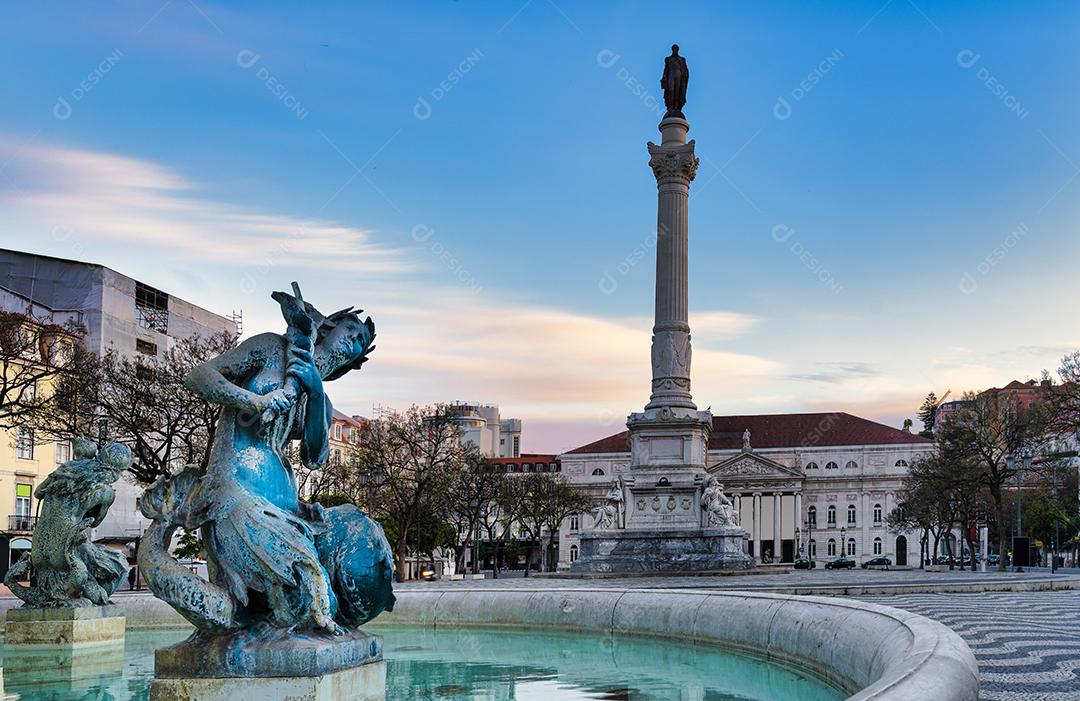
[591,479,624,529]
[701,476,738,528]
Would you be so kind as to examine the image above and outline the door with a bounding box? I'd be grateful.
[895,536,908,566]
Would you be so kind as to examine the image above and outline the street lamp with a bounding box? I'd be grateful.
[840,526,847,558]
[1006,453,1033,572]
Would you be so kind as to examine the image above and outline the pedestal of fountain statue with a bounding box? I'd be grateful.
[149,628,387,701]
[4,604,126,646]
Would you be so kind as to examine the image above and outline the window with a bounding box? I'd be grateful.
[512,435,520,457]
[21,381,36,403]
[16,427,34,460]
[550,462,559,472]
[873,504,883,523]
[827,539,836,556]
[135,338,157,355]
[894,459,909,467]
[808,539,816,558]
[805,461,819,470]
[847,505,856,525]
[522,463,531,473]
[570,515,580,531]
[15,483,32,523]
[333,424,342,441]
[845,460,858,470]
[508,464,518,473]
[895,507,904,522]
[825,461,839,470]
[569,545,579,563]
[847,538,856,556]
[55,440,71,464]
[807,505,817,527]
[135,281,169,332]
[873,537,883,555]
[333,449,341,465]
[592,468,605,476]
[350,428,359,444]
[827,505,836,526]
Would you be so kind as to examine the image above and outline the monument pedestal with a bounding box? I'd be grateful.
[572,527,752,574]
[4,604,126,647]
[150,627,386,701]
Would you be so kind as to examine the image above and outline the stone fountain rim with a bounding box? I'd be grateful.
[378,587,980,701]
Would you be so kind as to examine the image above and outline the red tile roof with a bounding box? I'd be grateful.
[565,412,931,454]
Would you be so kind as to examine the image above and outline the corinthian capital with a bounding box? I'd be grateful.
[647,141,699,183]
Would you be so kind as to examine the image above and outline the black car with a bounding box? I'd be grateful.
[824,556,856,570]
[861,557,892,570]
[793,557,815,569]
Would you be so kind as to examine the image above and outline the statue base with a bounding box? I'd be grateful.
[570,527,753,574]
[4,604,125,647]
[150,627,385,701]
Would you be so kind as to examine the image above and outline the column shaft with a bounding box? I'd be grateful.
[772,493,782,563]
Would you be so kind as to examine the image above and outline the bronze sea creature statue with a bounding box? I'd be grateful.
[138,283,395,642]
[4,439,130,608]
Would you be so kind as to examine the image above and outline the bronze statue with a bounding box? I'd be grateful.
[661,44,689,119]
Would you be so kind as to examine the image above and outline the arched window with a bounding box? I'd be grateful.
[808,539,817,558]
[847,504,856,525]
[845,460,858,469]
[894,459,909,467]
[570,515,580,531]
[825,461,839,470]
[873,504,883,523]
[847,538,856,556]
[807,505,817,527]
[569,545,579,563]
[827,506,836,526]
[827,539,836,556]
[805,461,819,470]
[592,468,605,476]
[873,537,883,555]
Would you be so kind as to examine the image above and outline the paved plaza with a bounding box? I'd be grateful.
[399,569,1080,700]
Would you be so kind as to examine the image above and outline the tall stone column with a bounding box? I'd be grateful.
[752,493,762,562]
[646,118,699,410]
[773,493,782,563]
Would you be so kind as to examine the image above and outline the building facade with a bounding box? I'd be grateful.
[558,412,935,570]
[0,249,238,574]
[444,402,522,458]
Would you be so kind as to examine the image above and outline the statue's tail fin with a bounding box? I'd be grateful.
[138,467,239,633]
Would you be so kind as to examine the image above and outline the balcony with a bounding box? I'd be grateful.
[8,516,36,533]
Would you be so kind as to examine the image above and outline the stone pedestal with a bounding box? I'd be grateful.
[4,604,126,646]
[572,528,752,573]
[150,627,386,701]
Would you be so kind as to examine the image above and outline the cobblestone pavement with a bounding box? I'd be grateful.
[860,591,1080,701]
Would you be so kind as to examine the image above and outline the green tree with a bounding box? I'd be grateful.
[918,392,939,439]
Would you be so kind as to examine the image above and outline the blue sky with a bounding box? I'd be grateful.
[2,1,1078,452]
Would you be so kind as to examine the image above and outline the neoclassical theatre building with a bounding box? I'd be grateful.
[557,412,934,569]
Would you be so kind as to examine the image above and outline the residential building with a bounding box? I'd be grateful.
[558,412,936,570]
[0,249,238,575]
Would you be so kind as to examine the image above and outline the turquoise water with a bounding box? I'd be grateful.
[0,626,845,700]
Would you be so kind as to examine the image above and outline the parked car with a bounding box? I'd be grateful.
[861,557,892,570]
[824,556,856,570]
[793,557,815,569]
[988,554,1000,566]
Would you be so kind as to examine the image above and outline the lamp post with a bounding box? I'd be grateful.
[795,526,802,557]
[840,526,847,559]
[1006,453,1032,572]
